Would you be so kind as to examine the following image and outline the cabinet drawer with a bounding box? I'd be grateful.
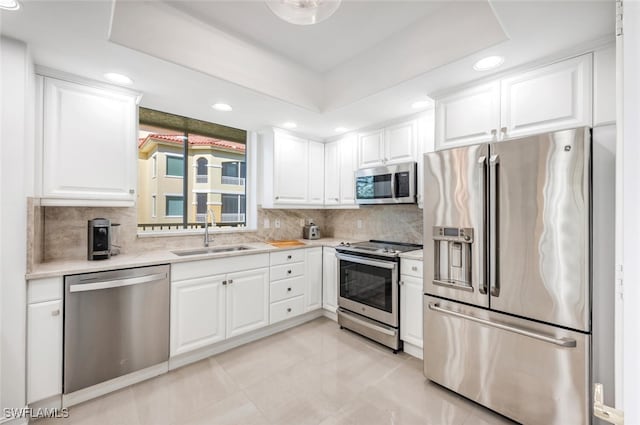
[270,295,305,324]
[28,277,63,304]
[401,259,423,278]
[270,276,305,303]
[172,254,269,281]
[270,262,305,281]
[270,249,305,266]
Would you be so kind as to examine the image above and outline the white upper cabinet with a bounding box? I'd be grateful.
[500,54,592,139]
[307,141,325,205]
[435,53,593,150]
[357,129,385,168]
[416,109,435,209]
[384,120,417,164]
[435,81,501,149]
[38,74,140,206]
[324,133,357,207]
[260,128,324,208]
[358,123,416,168]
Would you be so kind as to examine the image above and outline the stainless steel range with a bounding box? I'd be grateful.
[335,240,422,352]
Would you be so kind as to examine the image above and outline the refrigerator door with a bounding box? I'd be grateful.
[423,295,590,425]
[489,128,590,332]
[423,144,489,308]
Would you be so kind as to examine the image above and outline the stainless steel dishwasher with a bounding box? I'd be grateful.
[64,264,170,394]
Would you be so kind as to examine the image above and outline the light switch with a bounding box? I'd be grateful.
[263,218,270,229]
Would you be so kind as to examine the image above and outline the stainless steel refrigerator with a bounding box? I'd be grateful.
[423,127,593,424]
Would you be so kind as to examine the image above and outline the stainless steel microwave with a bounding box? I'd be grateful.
[355,162,417,205]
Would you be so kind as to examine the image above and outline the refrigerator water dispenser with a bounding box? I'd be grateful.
[432,227,473,291]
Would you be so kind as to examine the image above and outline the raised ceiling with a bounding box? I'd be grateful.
[0,0,615,139]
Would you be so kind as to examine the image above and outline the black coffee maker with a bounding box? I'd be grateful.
[88,218,111,260]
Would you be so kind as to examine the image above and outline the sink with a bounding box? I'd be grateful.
[172,246,253,256]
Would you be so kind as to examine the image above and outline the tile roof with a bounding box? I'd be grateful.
[138,133,245,152]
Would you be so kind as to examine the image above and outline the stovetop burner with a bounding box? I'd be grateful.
[336,240,422,257]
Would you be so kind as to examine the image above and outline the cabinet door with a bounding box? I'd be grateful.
[358,129,385,168]
[500,54,592,139]
[338,134,357,205]
[435,82,500,150]
[384,121,416,164]
[322,248,338,312]
[400,275,423,348]
[324,141,340,205]
[42,77,137,205]
[593,46,615,126]
[226,268,269,338]
[274,133,308,204]
[170,275,226,356]
[305,247,323,311]
[27,300,62,403]
[307,141,325,205]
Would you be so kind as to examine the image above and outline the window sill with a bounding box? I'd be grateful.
[137,227,257,238]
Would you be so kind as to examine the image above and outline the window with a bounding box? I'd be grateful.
[166,195,184,217]
[137,108,248,232]
[166,155,184,177]
[221,161,246,186]
[196,157,208,183]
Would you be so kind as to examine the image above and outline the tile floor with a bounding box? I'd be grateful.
[38,318,516,425]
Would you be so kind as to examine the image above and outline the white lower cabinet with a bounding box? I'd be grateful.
[226,268,270,338]
[269,248,312,324]
[400,259,423,352]
[170,254,270,357]
[322,247,338,312]
[305,247,323,311]
[27,277,63,404]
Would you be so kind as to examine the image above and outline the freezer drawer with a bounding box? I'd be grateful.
[423,295,589,425]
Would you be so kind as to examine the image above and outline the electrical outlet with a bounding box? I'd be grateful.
[263,218,270,229]
[275,219,281,228]
[300,218,305,226]
[357,219,363,229]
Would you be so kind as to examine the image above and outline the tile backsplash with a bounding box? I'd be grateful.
[32,203,422,264]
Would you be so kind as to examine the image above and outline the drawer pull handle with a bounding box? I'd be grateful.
[412,266,418,271]
[287,270,292,274]
[51,309,60,316]
[228,279,233,284]
[222,280,227,286]
[287,287,292,292]
[287,308,292,313]
[287,255,292,260]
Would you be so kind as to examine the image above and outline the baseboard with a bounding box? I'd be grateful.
[402,341,423,360]
[169,309,324,370]
[322,308,337,322]
[0,414,28,425]
[62,362,168,407]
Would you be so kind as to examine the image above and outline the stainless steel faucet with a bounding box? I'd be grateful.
[204,208,216,247]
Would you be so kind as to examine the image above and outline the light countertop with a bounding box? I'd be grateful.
[27,238,349,280]
[399,249,423,261]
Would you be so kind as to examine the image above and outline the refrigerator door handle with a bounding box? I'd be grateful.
[489,153,500,297]
[477,155,487,295]
[428,303,577,348]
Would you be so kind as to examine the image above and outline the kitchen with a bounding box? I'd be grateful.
[1,1,639,424]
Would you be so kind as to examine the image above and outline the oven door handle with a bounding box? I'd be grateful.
[335,253,397,270]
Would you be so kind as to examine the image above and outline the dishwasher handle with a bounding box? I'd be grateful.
[69,272,168,293]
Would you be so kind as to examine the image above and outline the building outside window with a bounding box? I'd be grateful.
[137,108,247,232]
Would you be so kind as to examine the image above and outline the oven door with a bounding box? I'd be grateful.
[336,253,399,327]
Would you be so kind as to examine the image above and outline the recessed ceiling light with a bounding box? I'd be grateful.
[104,72,133,85]
[212,103,233,112]
[0,0,20,11]
[473,56,505,71]
[335,127,348,133]
[411,100,431,109]
[283,122,297,129]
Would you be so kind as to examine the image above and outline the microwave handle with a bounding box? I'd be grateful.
[391,172,396,199]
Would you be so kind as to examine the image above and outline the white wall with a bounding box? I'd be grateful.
[0,36,32,417]
[622,2,640,421]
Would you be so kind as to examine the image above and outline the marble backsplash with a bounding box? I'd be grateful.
[31,202,422,264]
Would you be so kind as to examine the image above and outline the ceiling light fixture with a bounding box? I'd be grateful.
[411,100,432,109]
[0,0,20,11]
[103,72,133,85]
[335,127,348,133]
[473,56,505,71]
[212,103,233,112]
[265,0,341,26]
[283,121,297,129]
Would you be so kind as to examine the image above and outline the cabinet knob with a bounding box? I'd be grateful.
[287,270,292,274]
[400,281,404,286]
[335,198,339,201]
[129,189,135,194]
[287,255,292,260]
[287,308,292,313]
[228,279,233,284]
[412,266,418,271]
[275,196,280,200]
[490,129,497,137]
[51,309,60,316]
[287,287,292,292]
[222,280,227,285]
